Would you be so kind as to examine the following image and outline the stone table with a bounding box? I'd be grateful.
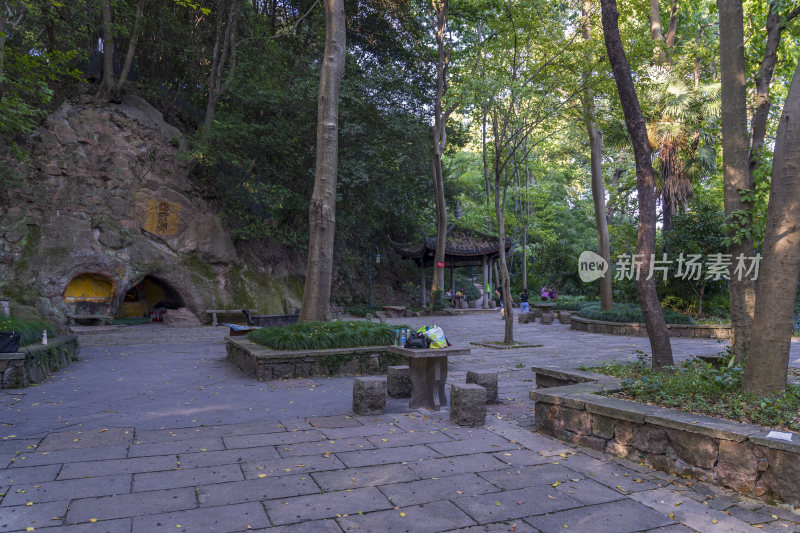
[532,302,557,313]
[387,345,471,411]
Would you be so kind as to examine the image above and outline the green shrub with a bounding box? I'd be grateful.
[578,302,692,324]
[429,289,446,311]
[247,320,406,350]
[704,292,731,318]
[463,285,481,301]
[588,356,800,432]
[0,317,58,347]
[554,296,591,311]
[660,295,696,314]
[345,304,375,317]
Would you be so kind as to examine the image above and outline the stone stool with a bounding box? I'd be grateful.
[534,308,544,319]
[541,312,554,325]
[450,384,486,427]
[466,371,498,403]
[387,366,412,398]
[353,376,386,415]
[558,311,572,324]
[518,312,534,324]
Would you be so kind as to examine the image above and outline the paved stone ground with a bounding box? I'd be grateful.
[1,314,799,532]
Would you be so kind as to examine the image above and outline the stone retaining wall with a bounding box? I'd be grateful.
[0,335,80,388]
[226,337,407,381]
[530,367,800,505]
[570,316,731,339]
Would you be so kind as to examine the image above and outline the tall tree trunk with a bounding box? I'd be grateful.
[582,0,613,312]
[648,0,678,64]
[492,131,513,343]
[96,0,115,102]
[744,59,800,395]
[488,112,514,343]
[204,0,240,134]
[662,194,673,232]
[113,0,145,96]
[482,102,492,232]
[299,0,345,322]
[430,0,449,305]
[718,0,755,361]
[749,3,800,180]
[648,0,667,63]
[601,0,673,369]
[0,15,6,103]
[522,157,529,290]
[664,0,679,52]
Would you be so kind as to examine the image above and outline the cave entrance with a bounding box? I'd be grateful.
[63,273,115,317]
[117,275,184,320]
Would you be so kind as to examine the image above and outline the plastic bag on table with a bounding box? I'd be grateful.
[422,325,448,349]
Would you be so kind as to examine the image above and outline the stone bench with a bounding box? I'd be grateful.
[243,309,300,328]
[450,383,486,427]
[353,376,386,415]
[206,309,258,327]
[387,365,412,398]
[466,371,498,403]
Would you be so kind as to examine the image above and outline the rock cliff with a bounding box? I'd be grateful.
[0,96,302,324]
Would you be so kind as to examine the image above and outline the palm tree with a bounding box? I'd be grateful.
[604,67,719,231]
[641,67,720,231]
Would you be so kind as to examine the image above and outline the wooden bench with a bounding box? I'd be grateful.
[65,314,113,326]
[205,309,257,327]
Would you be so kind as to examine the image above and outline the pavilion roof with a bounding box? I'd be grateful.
[395,225,511,259]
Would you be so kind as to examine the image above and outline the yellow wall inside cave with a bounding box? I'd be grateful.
[117,277,168,318]
[63,273,114,303]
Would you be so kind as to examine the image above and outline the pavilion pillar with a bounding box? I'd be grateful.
[450,266,455,295]
[482,255,489,308]
[420,262,427,307]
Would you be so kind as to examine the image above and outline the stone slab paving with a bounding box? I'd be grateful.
[0,317,799,532]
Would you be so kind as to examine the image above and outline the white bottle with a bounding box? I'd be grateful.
[42,330,48,345]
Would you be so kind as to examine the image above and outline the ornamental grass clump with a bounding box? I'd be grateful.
[247,321,404,351]
[587,354,800,432]
[0,317,57,347]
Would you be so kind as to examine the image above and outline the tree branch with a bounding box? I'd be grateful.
[785,4,800,22]
[237,0,320,47]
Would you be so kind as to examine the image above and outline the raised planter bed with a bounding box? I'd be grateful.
[570,316,731,339]
[226,336,407,381]
[529,366,800,505]
[0,335,80,388]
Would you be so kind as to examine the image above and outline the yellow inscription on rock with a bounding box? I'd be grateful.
[144,200,181,236]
